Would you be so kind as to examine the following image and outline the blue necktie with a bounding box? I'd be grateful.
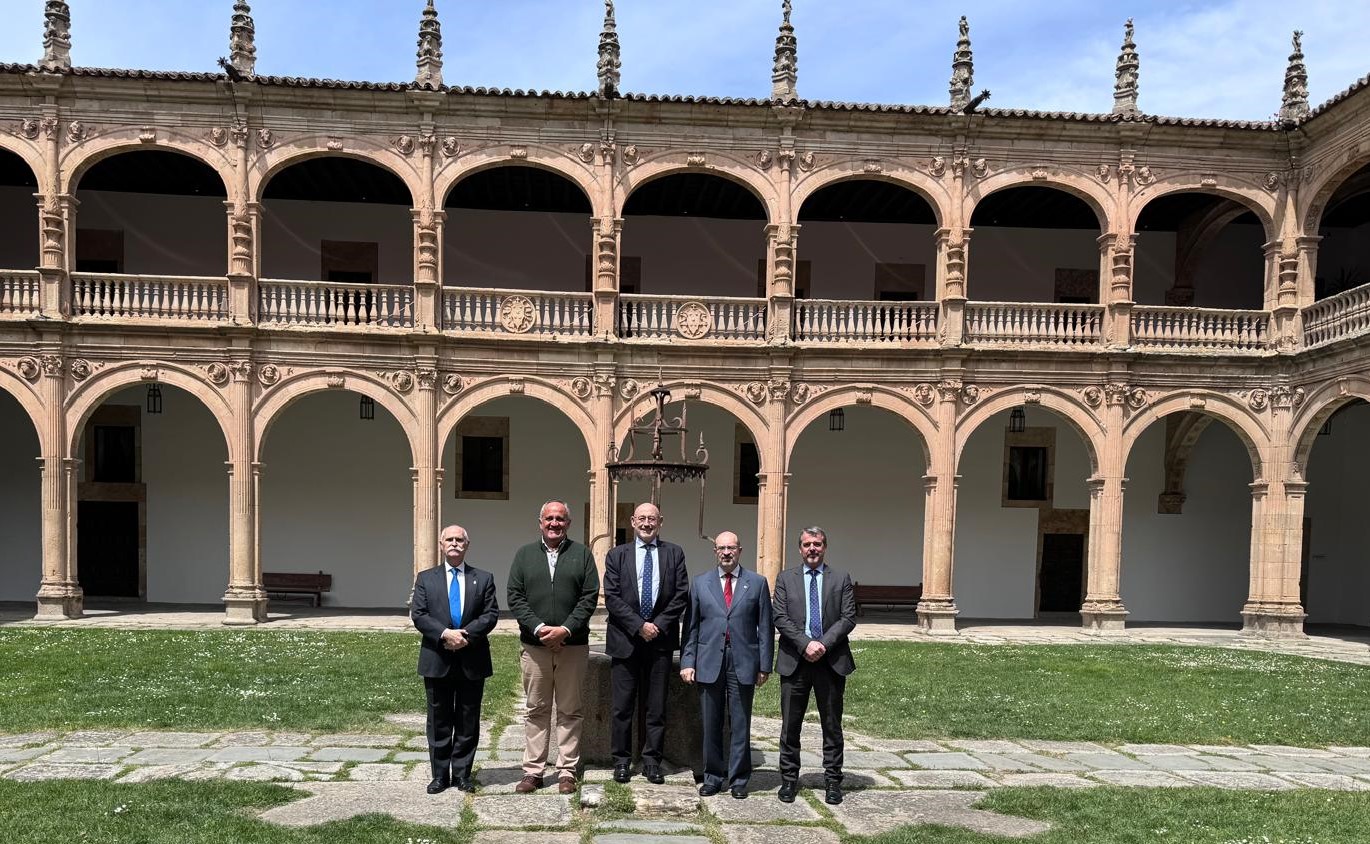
[808,568,822,639]
[640,545,654,619]
[448,568,463,629]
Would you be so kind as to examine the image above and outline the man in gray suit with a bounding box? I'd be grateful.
[411,524,500,794]
[771,526,856,806]
[680,531,773,799]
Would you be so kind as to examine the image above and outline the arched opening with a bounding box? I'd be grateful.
[444,165,593,291]
[72,150,228,277]
[1121,412,1252,624]
[0,389,40,606]
[259,390,412,608]
[71,384,228,607]
[1302,399,1370,630]
[955,405,1095,621]
[440,396,590,607]
[260,157,415,327]
[1312,163,1370,301]
[0,148,39,274]
[1134,193,1266,309]
[787,404,927,593]
[967,186,1102,304]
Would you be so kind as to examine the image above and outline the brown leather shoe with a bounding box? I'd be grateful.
[557,777,577,794]
[514,775,542,794]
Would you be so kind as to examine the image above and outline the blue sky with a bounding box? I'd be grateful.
[0,1,1366,120]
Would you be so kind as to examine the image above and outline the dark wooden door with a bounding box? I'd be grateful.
[77,501,139,597]
[1039,532,1085,613]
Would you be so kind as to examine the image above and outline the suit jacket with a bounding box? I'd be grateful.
[412,563,500,680]
[772,563,857,678]
[603,539,689,658]
[681,567,774,686]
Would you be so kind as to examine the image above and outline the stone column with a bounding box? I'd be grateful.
[756,378,790,585]
[1241,388,1307,637]
[411,366,440,583]
[935,228,969,347]
[1100,233,1135,350]
[36,352,82,617]
[1293,235,1322,308]
[223,359,266,624]
[917,379,961,633]
[412,210,443,332]
[224,201,258,324]
[591,217,622,340]
[1081,387,1130,632]
[1272,246,1302,353]
[764,224,798,345]
[586,364,616,580]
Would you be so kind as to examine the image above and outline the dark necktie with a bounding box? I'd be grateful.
[808,568,822,639]
[448,568,463,629]
[640,545,655,619]
[723,571,734,610]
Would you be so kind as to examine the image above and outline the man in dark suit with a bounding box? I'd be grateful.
[603,502,689,784]
[680,530,773,800]
[411,524,500,795]
[772,526,856,806]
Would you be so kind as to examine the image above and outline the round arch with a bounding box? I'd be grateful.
[65,362,235,460]
[967,169,1114,233]
[1301,143,1370,232]
[617,159,778,225]
[792,167,949,229]
[1128,180,1277,242]
[785,387,934,468]
[1121,391,1268,480]
[254,371,419,463]
[437,377,596,463]
[250,145,421,207]
[436,151,601,217]
[955,387,1103,474]
[1290,376,1370,469]
[0,138,46,191]
[612,382,768,463]
[0,370,47,454]
[62,136,236,200]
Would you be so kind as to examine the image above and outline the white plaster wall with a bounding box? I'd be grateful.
[786,406,926,585]
[0,391,40,601]
[439,396,591,608]
[1304,401,1370,627]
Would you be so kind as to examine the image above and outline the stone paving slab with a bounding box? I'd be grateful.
[887,769,997,788]
[904,752,989,770]
[473,763,530,793]
[703,790,822,822]
[1277,772,1370,790]
[1178,771,1297,790]
[1118,743,1196,755]
[1141,754,1214,771]
[948,739,1026,754]
[1016,740,1109,754]
[1189,744,1259,756]
[1199,755,1264,772]
[1243,754,1342,773]
[382,712,427,729]
[999,773,1097,788]
[224,764,305,782]
[6,763,124,781]
[310,733,401,747]
[723,826,841,844]
[598,820,704,833]
[116,763,230,783]
[404,736,428,750]
[1062,751,1152,771]
[826,789,1051,838]
[492,835,580,844]
[260,782,461,828]
[208,746,310,763]
[58,730,130,747]
[861,739,945,753]
[308,747,389,762]
[268,732,314,746]
[1249,744,1338,758]
[39,746,133,764]
[1003,752,1087,772]
[840,749,909,769]
[633,784,702,816]
[123,731,216,747]
[211,731,272,747]
[348,763,408,781]
[471,794,573,828]
[123,749,215,765]
[1327,746,1370,757]
[1089,769,1189,787]
[968,753,1045,772]
[594,835,710,844]
[1316,757,1370,773]
[0,732,59,748]
[394,751,428,762]
[0,747,54,763]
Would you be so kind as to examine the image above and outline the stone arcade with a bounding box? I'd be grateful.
[1,3,1369,638]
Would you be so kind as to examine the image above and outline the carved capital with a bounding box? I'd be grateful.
[936,379,962,403]
[416,369,437,392]
[39,355,64,378]
[1271,385,1305,410]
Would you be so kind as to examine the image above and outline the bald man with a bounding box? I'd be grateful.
[603,503,689,784]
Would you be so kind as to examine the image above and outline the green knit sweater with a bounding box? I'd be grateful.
[506,538,600,646]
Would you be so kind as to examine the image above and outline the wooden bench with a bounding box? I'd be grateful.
[262,571,332,607]
[853,583,922,615]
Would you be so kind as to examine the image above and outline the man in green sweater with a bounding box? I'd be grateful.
[506,499,601,794]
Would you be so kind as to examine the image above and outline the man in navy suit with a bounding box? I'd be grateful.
[603,502,689,784]
[412,524,500,794]
[680,530,773,799]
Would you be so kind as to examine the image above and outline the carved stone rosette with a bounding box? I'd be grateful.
[570,377,593,400]
[69,359,92,381]
[498,295,538,334]
[911,383,936,406]
[619,379,640,401]
[390,371,415,393]
[258,364,281,387]
[744,381,767,405]
[442,373,463,395]
[673,302,713,339]
[16,357,41,382]
[205,362,230,386]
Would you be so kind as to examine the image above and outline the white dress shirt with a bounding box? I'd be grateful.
[634,538,659,610]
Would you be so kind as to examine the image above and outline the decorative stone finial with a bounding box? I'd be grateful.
[228,0,257,78]
[771,0,798,101]
[1279,30,1309,123]
[597,0,621,97]
[949,16,974,112]
[1112,19,1139,115]
[40,0,72,71]
[416,0,444,89]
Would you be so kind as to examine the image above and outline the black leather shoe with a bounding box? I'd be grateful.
[824,782,843,805]
[426,777,450,795]
[777,779,797,803]
[643,765,665,785]
[612,764,631,784]
[453,777,475,793]
[731,785,748,799]
[698,783,720,797]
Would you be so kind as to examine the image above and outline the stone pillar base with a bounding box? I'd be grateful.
[1080,600,1128,634]
[35,583,83,619]
[1240,603,1306,639]
[223,587,269,626]
[916,599,959,636]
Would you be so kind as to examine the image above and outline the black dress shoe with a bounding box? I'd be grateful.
[453,777,475,793]
[730,785,748,799]
[612,764,631,784]
[824,782,843,805]
[698,782,720,797]
[643,766,665,785]
[426,777,450,794]
[777,779,797,803]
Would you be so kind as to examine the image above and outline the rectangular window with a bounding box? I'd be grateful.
[75,228,124,273]
[1007,446,1049,502]
[92,425,137,483]
[453,417,510,500]
[321,240,378,284]
[874,262,925,301]
[734,424,760,504]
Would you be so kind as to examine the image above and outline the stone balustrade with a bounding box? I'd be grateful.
[964,302,1104,348]
[1302,282,1370,348]
[794,298,939,345]
[258,279,414,329]
[71,273,229,323]
[617,294,767,342]
[0,270,41,318]
[1131,306,1271,353]
[441,287,595,338]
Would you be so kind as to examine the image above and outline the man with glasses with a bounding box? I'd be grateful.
[603,502,689,784]
[680,531,773,799]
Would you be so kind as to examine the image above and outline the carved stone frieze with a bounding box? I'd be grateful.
[790,383,810,404]
[1097,164,1111,183]
[1271,385,1305,409]
[1243,388,1269,411]
[863,159,883,174]
[1133,165,1155,185]
[208,127,228,147]
[138,126,157,143]
[40,355,63,377]
[622,144,640,165]
[929,156,946,177]
[960,384,981,405]
[1023,388,1042,404]
[910,383,936,406]
[855,388,873,405]
[1264,171,1281,191]
[326,136,344,151]
[509,145,528,160]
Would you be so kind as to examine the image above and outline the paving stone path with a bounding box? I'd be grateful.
[7,716,1370,838]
